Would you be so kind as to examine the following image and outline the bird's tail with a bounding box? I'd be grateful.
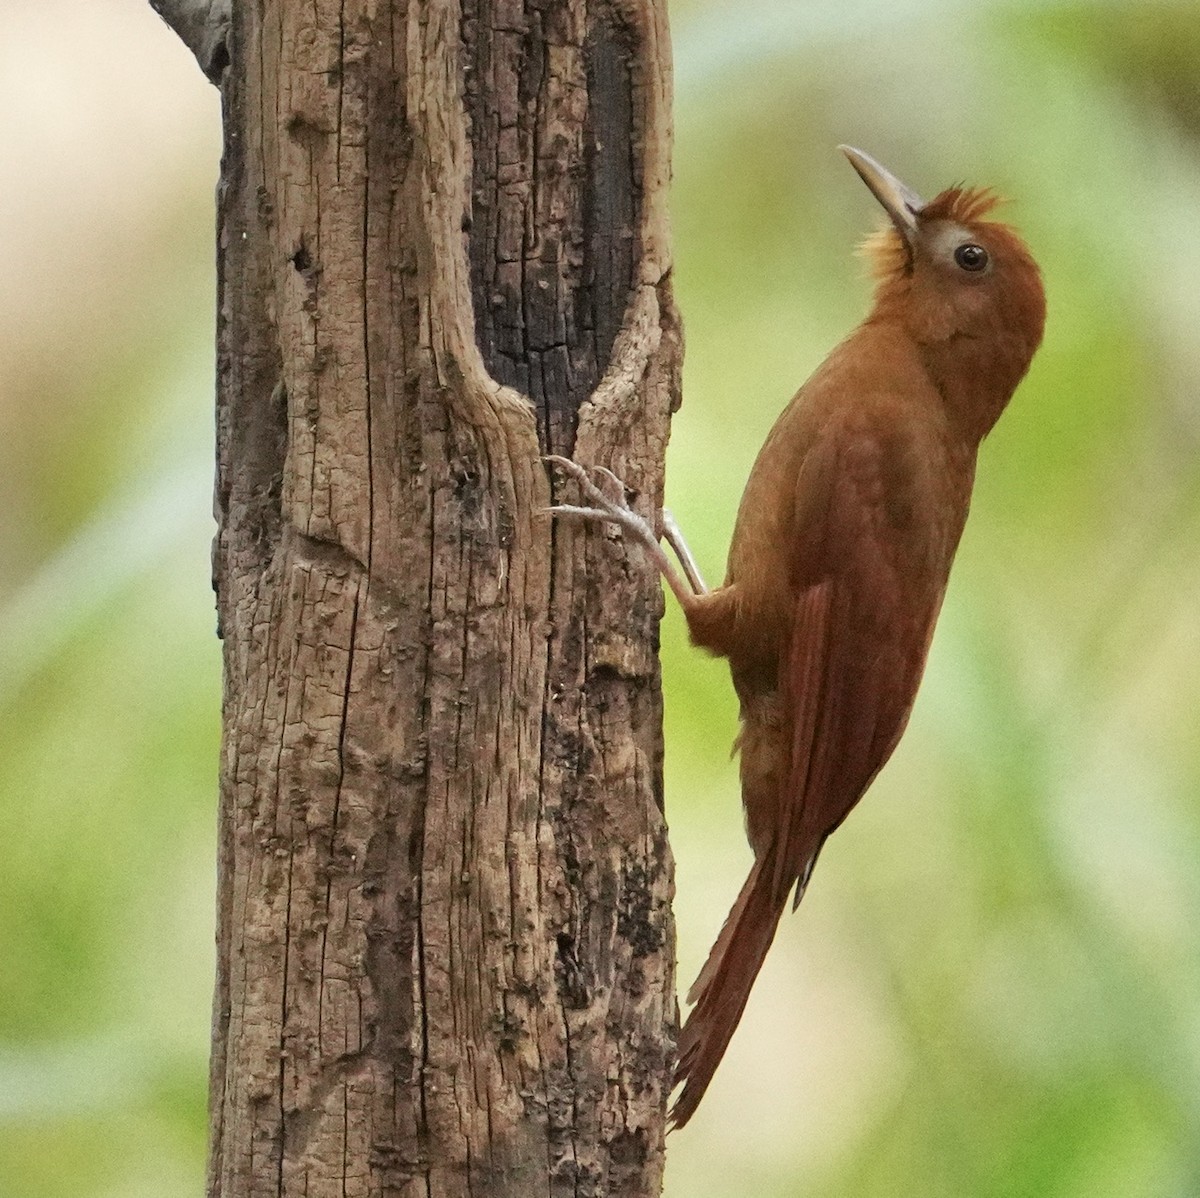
[670,847,790,1128]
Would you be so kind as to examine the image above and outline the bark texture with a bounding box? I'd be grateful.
[207,0,681,1195]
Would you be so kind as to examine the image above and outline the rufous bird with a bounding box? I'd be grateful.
[547,146,1046,1128]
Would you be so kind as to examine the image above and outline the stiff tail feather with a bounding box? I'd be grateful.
[670,847,791,1128]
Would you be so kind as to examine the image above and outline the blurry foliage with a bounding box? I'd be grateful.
[2,0,1199,1194]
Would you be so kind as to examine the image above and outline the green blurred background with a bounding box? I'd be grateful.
[3,0,1199,1193]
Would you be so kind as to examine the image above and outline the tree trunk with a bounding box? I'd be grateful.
[204,0,681,1194]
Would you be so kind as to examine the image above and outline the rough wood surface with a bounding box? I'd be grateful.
[207,1,681,1194]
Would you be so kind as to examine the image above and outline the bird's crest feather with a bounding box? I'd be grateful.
[921,185,1003,224]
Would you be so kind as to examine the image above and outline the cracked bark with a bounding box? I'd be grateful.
[206,0,680,1195]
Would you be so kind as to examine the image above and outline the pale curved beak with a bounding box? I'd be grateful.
[839,145,924,245]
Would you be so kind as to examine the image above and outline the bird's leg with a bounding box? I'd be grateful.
[544,455,703,610]
[662,508,708,595]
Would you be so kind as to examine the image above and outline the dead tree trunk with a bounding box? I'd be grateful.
[155,0,682,1192]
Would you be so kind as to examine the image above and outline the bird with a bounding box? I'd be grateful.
[546,145,1046,1128]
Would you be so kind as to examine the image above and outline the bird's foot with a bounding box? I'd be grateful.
[542,455,661,554]
[543,455,703,608]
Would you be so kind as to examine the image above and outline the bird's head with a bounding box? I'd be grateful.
[840,145,1046,419]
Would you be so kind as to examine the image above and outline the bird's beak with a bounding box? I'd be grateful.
[839,145,924,246]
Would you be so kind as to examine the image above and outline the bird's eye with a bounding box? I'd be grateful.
[954,243,989,272]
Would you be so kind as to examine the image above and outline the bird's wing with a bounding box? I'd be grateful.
[776,418,934,898]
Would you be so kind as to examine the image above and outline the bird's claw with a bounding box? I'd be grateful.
[544,455,631,512]
[542,455,658,551]
[542,457,704,605]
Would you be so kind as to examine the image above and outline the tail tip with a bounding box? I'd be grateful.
[667,1042,706,1131]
